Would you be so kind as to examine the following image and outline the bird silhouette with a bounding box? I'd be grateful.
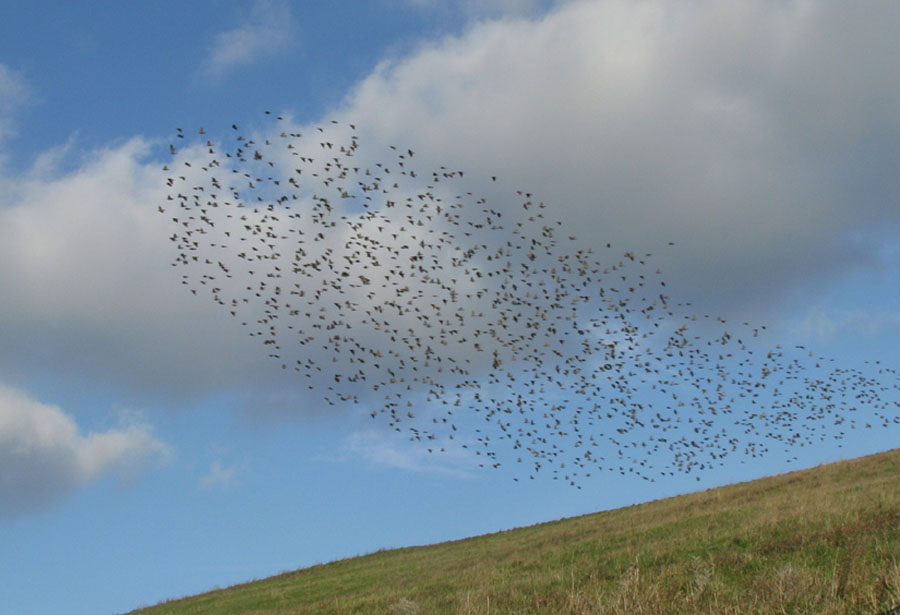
[160,114,900,486]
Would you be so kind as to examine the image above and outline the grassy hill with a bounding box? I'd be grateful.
[127,450,900,615]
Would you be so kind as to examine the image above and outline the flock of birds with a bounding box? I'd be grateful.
[161,114,900,486]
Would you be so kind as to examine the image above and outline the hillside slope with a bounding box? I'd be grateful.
[127,450,900,615]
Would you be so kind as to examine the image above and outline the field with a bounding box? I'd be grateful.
[127,449,900,615]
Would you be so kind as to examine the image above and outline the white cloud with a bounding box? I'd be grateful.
[201,0,295,80]
[405,0,567,20]
[791,306,900,342]
[0,63,28,115]
[335,0,900,320]
[0,63,30,149]
[340,430,476,479]
[0,384,170,516]
[198,459,237,490]
[0,137,286,402]
[1,0,899,443]
[0,129,408,420]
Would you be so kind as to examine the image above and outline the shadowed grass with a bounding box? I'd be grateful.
[126,449,900,614]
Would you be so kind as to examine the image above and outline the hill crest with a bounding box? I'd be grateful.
[128,448,900,615]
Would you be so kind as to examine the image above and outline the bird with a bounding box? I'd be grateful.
[159,113,900,487]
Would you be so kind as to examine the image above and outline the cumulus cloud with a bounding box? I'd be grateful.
[0,384,170,516]
[336,0,900,320]
[0,130,394,420]
[0,137,286,402]
[2,0,899,435]
[200,0,295,80]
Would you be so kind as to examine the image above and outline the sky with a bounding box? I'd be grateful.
[1,1,899,613]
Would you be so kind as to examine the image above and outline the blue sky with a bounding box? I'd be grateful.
[1,1,899,614]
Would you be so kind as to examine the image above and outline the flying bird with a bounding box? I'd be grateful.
[160,114,900,486]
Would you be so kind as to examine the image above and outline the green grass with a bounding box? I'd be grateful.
[126,449,900,614]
